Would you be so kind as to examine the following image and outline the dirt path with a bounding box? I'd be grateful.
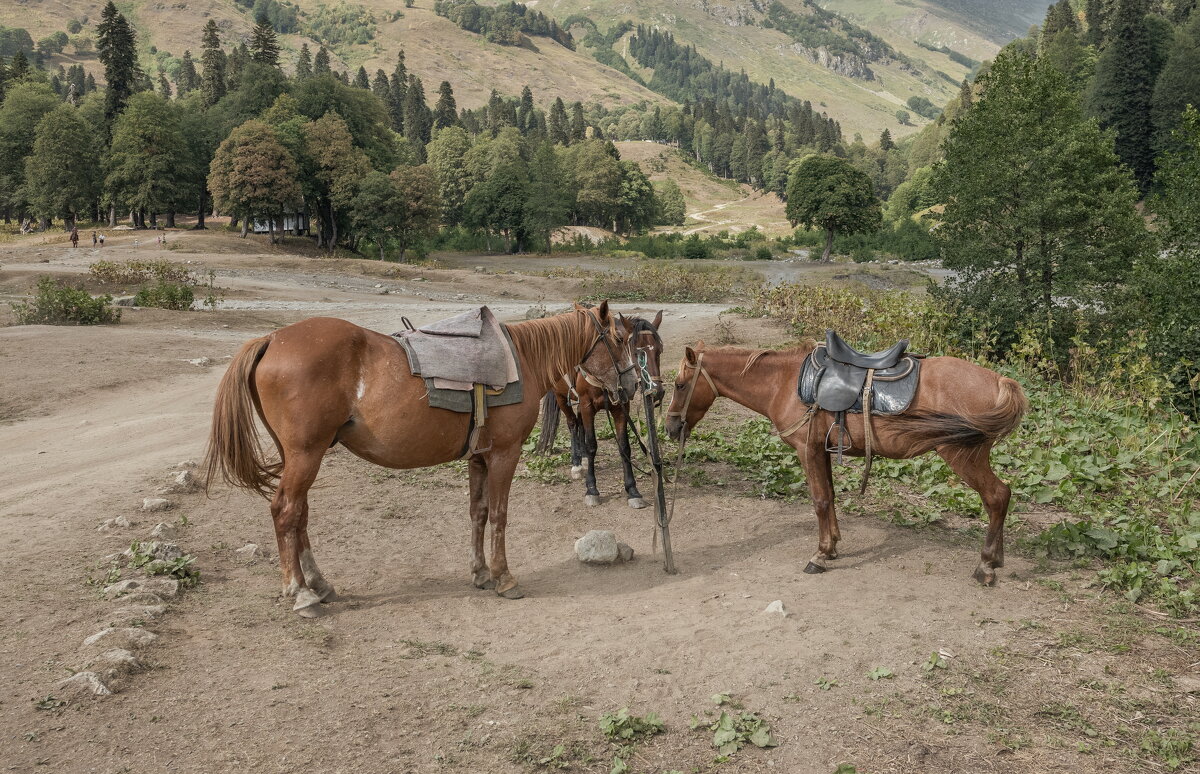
[0,235,1192,774]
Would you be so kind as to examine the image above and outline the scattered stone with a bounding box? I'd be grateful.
[103,578,179,599]
[575,530,620,564]
[617,542,635,563]
[57,671,112,698]
[100,552,126,566]
[1177,675,1200,694]
[474,265,486,273]
[763,600,788,617]
[234,543,265,561]
[97,515,132,532]
[149,522,178,540]
[175,460,197,469]
[455,293,466,300]
[113,296,137,307]
[83,627,158,650]
[376,288,390,295]
[109,604,167,622]
[374,283,382,288]
[86,649,143,679]
[141,498,171,512]
[186,357,212,367]
[524,304,547,320]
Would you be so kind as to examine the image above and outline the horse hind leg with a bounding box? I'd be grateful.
[269,449,328,617]
[938,444,1009,586]
[468,456,493,590]
[614,406,646,509]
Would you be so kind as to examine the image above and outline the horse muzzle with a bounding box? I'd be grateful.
[664,414,685,443]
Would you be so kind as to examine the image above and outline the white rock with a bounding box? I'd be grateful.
[175,460,197,469]
[57,671,112,697]
[103,578,179,599]
[150,522,177,539]
[617,542,635,563]
[109,604,166,621]
[97,515,132,532]
[86,648,142,678]
[575,530,620,564]
[83,627,158,650]
[474,265,486,273]
[117,592,166,607]
[763,600,788,616]
[141,498,171,512]
[234,543,264,560]
[525,304,547,320]
[186,357,212,366]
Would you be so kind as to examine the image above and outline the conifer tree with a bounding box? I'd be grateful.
[97,1,138,123]
[1085,0,1106,46]
[8,51,29,81]
[1085,0,1157,190]
[313,46,331,75]
[569,101,586,142]
[387,51,406,133]
[354,66,370,90]
[200,21,226,107]
[517,85,534,132]
[548,97,569,145]
[958,78,973,111]
[403,75,432,151]
[371,69,390,103]
[1151,13,1200,149]
[158,72,172,98]
[250,14,281,68]
[879,128,895,151]
[295,44,312,80]
[426,125,471,224]
[178,51,199,94]
[433,81,458,130]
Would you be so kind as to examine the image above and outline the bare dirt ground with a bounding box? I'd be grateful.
[1,231,1196,774]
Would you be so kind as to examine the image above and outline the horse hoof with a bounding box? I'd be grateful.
[570,466,584,480]
[584,495,601,507]
[311,582,337,602]
[293,589,324,616]
[803,561,826,574]
[473,575,496,590]
[627,497,648,510]
[973,565,997,587]
[498,585,525,600]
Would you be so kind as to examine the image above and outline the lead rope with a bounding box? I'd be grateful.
[658,353,708,555]
[859,369,876,495]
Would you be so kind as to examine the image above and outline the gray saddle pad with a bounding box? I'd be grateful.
[798,344,921,415]
[395,307,516,389]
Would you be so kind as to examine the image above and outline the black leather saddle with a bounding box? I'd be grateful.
[798,330,922,466]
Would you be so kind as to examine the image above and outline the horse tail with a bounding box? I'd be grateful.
[535,391,561,455]
[203,336,280,498]
[888,377,1028,451]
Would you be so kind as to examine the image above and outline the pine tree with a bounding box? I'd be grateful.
[313,46,331,75]
[517,85,534,132]
[958,78,973,111]
[387,52,406,133]
[85,73,97,93]
[403,75,432,151]
[1085,0,1157,190]
[178,51,199,94]
[295,44,312,80]
[1043,0,1079,38]
[354,66,370,90]
[879,128,895,151]
[226,43,249,91]
[426,125,471,224]
[569,101,586,142]
[433,81,458,130]
[158,72,173,98]
[250,14,281,68]
[1085,0,1106,46]
[371,69,390,103]
[97,1,138,123]
[200,20,226,107]
[1151,13,1200,150]
[548,97,569,145]
[8,51,29,81]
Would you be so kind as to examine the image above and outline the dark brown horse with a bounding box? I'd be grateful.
[665,341,1027,585]
[204,303,637,615]
[536,312,665,509]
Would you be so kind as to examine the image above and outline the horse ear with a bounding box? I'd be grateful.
[695,339,706,350]
[684,346,698,365]
[597,299,610,320]
[653,310,663,329]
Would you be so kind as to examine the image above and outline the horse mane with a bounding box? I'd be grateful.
[506,310,592,388]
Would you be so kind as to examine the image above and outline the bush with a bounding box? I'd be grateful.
[11,276,120,325]
[90,259,196,286]
[586,264,753,303]
[754,246,773,261]
[135,281,195,310]
[682,234,710,260]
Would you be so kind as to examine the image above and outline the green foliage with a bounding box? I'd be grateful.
[691,709,777,757]
[585,263,750,304]
[599,707,664,742]
[302,2,377,47]
[655,178,687,226]
[23,104,100,222]
[906,95,939,119]
[11,276,120,325]
[106,92,194,216]
[434,0,573,49]
[90,259,196,285]
[867,666,894,680]
[785,154,881,260]
[134,281,194,310]
[764,0,896,62]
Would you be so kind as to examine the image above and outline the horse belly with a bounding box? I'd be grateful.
[338,406,471,469]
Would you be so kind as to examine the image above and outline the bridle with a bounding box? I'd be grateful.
[635,328,664,406]
[664,351,719,428]
[571,308,636,404]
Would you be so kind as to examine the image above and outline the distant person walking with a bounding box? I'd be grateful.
[92,231,97,247]
[98,233,105,247]
[70,227,79,248]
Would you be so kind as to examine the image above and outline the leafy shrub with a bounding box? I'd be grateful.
[682,234,710,260]
[599,707,664,742]
[90,259,196,286]
[754,246,773,261]
[135,281,195,310]
[11,276,120,325]
[586,263,752,303]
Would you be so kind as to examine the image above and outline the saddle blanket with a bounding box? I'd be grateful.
[393,307,523,413]
[798,344,921,415]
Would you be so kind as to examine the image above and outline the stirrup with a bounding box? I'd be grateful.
[824,413,851,464]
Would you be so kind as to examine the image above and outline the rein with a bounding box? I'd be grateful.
[661,352,716,548]
[572,308,635,404]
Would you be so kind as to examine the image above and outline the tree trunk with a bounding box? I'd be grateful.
[194,191,207,229]
[150,212,158,228]
[268,217,277,244]
[330,205,338,254]
[399,244,407,263]
[241,218,249,238]
[821,229,834,262]
[166,211,176,228]
[39,217,50,231]
[108,203,116,228]
[378,238,385,260]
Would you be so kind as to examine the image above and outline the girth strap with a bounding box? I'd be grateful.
[461,383,493,458]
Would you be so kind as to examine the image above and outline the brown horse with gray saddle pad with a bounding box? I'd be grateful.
[203,302,637,615]
[665,333,1027,586]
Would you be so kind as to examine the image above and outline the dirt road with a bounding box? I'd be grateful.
[0,232,1191,774]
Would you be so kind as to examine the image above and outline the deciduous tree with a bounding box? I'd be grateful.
[785,154,880,261]
[208,119,302,242]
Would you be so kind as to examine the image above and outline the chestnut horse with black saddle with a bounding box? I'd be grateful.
[665,338,1027,585]
[204,302,637,615]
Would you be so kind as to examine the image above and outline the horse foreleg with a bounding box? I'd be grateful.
[484,447,524,599]
[938,444,1009,586]
[297,508,336,603]
[269,450,325,616]
[613,404,646,509]
[580,401,601,507]
[557,397,584,480]
[468,455,493,589]
[798,440,838,573]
